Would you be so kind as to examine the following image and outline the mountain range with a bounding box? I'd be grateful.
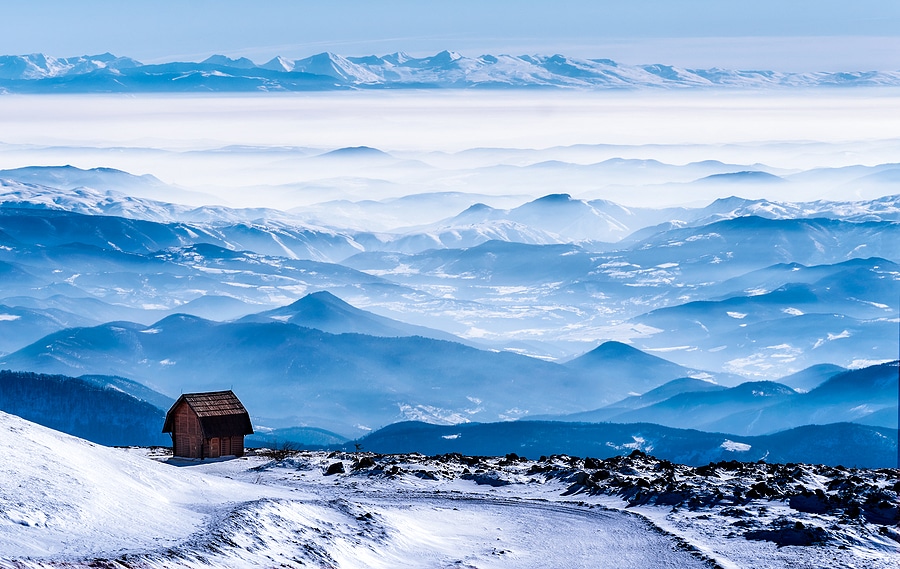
[357,420,897,468]
[0,310,723,436]
[2,51,900,92]
[0,164,896,435]
[0,354,894,466]
[0,165,897,377]
[1,285,894,438]
[547,362,898,436]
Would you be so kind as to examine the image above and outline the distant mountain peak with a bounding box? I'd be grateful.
[261,55,294,72]
[430,50,462,63]
[319,146,390,158]
[152,313,213,328]
[461,203,493,213]
[533,193,574,204]
[305,289,342,300]
[287,290,349,310]
[698,171,785,184]
[567,341,687,371]
[201,54,257,69]
[584,340,652,359]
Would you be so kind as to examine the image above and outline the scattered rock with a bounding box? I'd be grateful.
[745,521,829,546]
[353,456,376,470]
[461,472,510,487]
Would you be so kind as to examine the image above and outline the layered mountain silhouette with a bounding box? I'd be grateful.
[0,202,896,376]
[3,283,894,439]
[356,420,897,468]
[0,314,606,436]
[0,294,748,436]
[541,362,898,435]
[562,341,730,395]
[534,377,727,423]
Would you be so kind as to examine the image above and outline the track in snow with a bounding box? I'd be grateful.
[97,494,716,569]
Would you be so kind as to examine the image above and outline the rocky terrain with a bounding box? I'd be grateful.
[232,448,900,567]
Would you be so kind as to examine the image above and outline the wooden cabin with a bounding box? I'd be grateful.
[162,390,253,459]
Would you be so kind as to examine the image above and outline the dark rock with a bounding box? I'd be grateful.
[655,491,692,506]
[353,456,377,470]
[583,457,602,470]
[789,493,831,514]
[862,500,900,525]
[591,469,611,481]
[461,472,510,487]
[745,523,829,546]
[325,461,345,475]
[571,471,590,485]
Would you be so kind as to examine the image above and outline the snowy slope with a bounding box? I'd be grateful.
[0,411,258,558]
[0,412,718,568]
[0,53,139,80]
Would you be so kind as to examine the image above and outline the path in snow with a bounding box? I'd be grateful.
[138,495,714,568]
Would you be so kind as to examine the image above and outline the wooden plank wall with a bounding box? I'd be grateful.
[173,403,203,458]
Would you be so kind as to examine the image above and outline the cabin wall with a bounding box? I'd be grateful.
[172,403,203,459]
[231,435,245,457]
[199,435,245,458]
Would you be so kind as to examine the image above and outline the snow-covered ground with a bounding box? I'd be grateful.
[1,411,897,568]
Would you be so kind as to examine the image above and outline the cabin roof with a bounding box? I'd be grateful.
[162,390,254,437]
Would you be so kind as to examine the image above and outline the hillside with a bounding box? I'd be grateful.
[0,316,612,437]
[357,420,898,468]
[0,369,169,446]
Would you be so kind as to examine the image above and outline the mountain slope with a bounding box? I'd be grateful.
[564,341,735,394]
[609,381,799,432]
[0,370,169,446]
[0,317,618,436]
[603,362,898,435]
[243,290,468,344]
[0,303,97,355]
[357,420,897,468]
[542,377,728,423]
[0,409,260,558]
[777,364,847,392]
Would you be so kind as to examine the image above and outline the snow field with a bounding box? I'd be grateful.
[0,412,711,567]
[2,412,898,568]
[0,411,279,558]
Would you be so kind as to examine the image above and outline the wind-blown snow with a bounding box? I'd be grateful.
[0,411,257,557]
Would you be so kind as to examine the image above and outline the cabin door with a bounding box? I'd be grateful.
[188,436,199,458]
[210,437,220,458]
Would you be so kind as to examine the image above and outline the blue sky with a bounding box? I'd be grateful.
[2,1,899,70]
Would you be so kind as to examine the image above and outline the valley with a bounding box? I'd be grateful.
[0,110,897,446]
